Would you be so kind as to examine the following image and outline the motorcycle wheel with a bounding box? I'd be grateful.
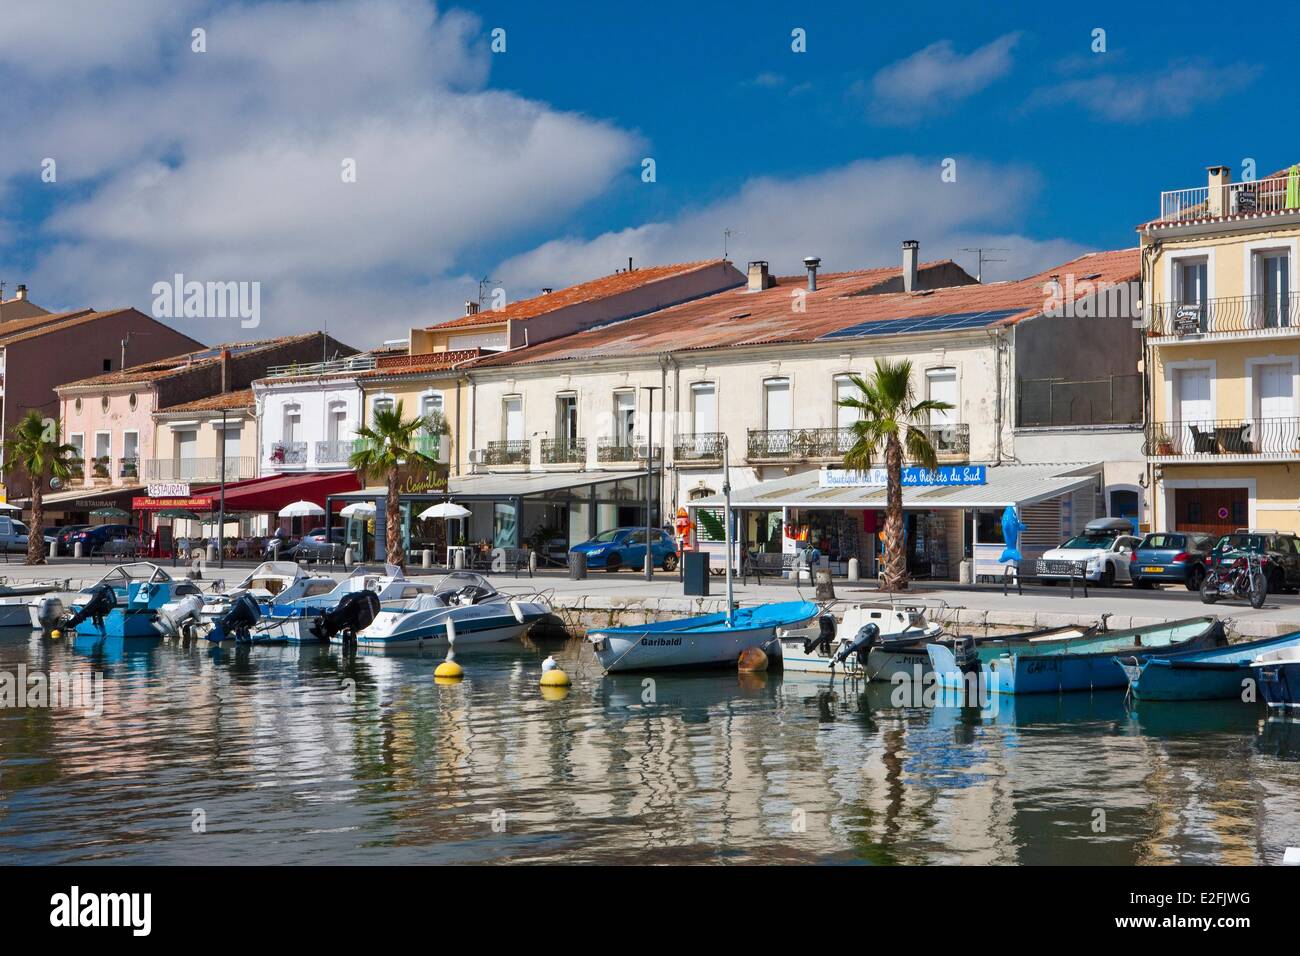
[1250,571,1268,609]
[1200,572,1219,604]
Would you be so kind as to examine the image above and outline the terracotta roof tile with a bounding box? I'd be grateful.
[59,332,325,389]
[469,249,1140,368]
[426,260,726,330]
[157,389,255,414]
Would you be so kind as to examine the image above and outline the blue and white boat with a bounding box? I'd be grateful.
[212,564,437,643]
[926,616,1226,696]
[1116,630,1300,701]
[350,571,549,650]
[588,600,818,672]
[59,563,194,639]
[1252,644,1300,712]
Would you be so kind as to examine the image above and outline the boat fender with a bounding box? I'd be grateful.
[804,615,837,656]
[509,599,525,624]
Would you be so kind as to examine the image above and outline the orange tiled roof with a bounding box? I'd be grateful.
[59,332,325,389]
[469,249,1140,368]
[426,260,726,331]
[156,389,255,414]
[357,349,483,379]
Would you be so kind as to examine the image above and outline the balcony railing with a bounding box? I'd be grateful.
[1146,418,1300,458]
[413,434,443,460]
[142,456,257,481]
[264,355,377,377]
[748,425,969,461]
[1148,293,1300,338]
[268,441,307,465]
[674,432,725,462]
[541,437,585,464]
[1158,173,1299,224]
[315,439,359,464]
[119,456,140,480]
[485,439,529,466]
[596,437,660,463]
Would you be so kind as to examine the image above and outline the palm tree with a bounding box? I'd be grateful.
[1,410,79,565]
[837,358,954,591]
[349,400,441,567]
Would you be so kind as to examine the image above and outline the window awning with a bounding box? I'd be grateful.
[191,472,361,513]
[332,469,648,501]
[12,485,144,509]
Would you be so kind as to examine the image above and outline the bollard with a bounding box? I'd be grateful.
[49,540,58,559]
[343,545,354,568]
[422,548,432,569]
[207,542,218,563]
[569,550,587,580]
[847,557,859,582]
[814,567,835,601]
[270,540,281,560]
[74,541,83,559]
[528,550,538,575]
[454,548,465,570]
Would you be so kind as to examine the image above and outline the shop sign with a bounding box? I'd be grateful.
[819,465,987,488]
[148,482,191,498]
[132,496,215,511]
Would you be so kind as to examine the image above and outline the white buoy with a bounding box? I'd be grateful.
[435,618,462,680]
[540,654,570,687]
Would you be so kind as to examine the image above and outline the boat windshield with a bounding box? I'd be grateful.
[433,571,497,595]
[237,561,302,588]
[97,562,173,585]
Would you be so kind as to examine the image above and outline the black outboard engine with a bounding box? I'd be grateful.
[832,622,880,670]
[310,590,381,643]
[803,615,837,656]
[210,593,261,643]
[952,636,981,676]
[59,584,117,633]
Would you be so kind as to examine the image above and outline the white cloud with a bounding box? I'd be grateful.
[1026,61,1260,122]
[496,157,1086,293]
[868,33,1020,123]
[4,0,640,343]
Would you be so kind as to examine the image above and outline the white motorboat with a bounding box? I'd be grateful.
[223,564,438,643]
[777,604,947,679]
[350,571,549,650]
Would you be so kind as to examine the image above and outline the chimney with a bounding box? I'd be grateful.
[1206,165,1231,217]
[219,348,231,393]
[746,260,772,292]
[902,240,919,293]
[541,288,553,295]
[803,256,821,292]
[14,284,27,301]
[464,300,479,316]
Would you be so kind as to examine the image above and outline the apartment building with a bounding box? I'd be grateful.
[1142,162,1300,537]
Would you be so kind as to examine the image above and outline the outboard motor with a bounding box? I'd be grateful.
[309,590,381,643]
[35,596,66,631]
[803,615,837,656]
[832,622,880,670]
[59,584,117,633]
[155,593,205,639]
[950,636,984,707]
[208,593,261,643]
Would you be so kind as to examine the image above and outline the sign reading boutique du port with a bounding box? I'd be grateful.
[818,465,988,488]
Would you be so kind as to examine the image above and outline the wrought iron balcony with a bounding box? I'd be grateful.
[269,441,307,465]
[748,425,969,462]
[485,439,529,466]
[596,437,660,463]
[1148,293,1300,338]
[1146,418,1300,459]
[412,434,443,460]
[541,437,585,464]
[928,423,971,457]
[142,456,257,481]
[315,439,359,464]
[674,432,724,462]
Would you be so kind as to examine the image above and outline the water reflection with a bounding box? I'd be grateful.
[0,630,1296,864]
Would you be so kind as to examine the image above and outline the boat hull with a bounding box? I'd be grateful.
[1119,632,1300,701]
[349,599,548,650]
[1255,660,1300,711]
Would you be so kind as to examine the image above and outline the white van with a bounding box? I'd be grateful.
[0,516,31,553]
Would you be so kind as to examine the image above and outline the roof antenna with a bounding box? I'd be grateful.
[723,227,741,259]
[960,247,1008,283]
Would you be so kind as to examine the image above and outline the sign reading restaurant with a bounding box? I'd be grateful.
[818,465,988,488]
[147,482,191,498]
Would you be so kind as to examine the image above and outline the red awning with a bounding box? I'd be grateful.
[191,472,361,514]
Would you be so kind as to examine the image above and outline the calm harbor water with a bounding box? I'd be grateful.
[2,626,1299,865]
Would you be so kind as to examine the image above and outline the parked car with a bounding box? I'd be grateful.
[50,525,91,550]
[1207,529,1300,594]
[72,524,140,552]
[0,516,35,553]
[570,527,679,572]
[283,527,348,560]
[1129,531,1215,590]
[1036,517,1142,587]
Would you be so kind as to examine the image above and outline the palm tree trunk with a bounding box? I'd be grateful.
[26,483,45,565]
[882,435,908,590]
[385,468,403,568]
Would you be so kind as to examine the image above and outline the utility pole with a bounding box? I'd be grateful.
[218,409,227,569]
[640,385,662,580]
[960,247,1009,283]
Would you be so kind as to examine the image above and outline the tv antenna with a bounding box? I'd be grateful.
[723,228,741,259]
[478,276,499,308]
[960,247,1008,283]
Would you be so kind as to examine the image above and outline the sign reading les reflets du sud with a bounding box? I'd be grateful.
[818,465,987,488]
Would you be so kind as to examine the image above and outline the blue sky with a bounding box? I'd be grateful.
[0,0,1287,344]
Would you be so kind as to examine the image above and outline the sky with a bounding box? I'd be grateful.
[0,0,1288,347]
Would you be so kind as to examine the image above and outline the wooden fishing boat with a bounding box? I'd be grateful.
[1116,630,1300,701]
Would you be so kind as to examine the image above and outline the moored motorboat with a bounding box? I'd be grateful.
[57,563,192,639]
[1116,630,1300,701]
[588,600,818,672]
[1252,645,1300,711]
[350,571,549,650]
[927,615,1227,696]
[157,560,336,628]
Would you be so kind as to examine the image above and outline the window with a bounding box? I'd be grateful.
[614,391,636,446]
[74,397,82,414]
[556,393,578,443]
[1174,256,1209,331]
[834,375,858,430]
[175,429,198,460]
[221,424,241,461]
[371,397,394,423]
[122,431,139,463]
[420,392,443,427]
[763,378,791,430]
[94,432,111,460]
[102,359,111,372]
[926,368,958,427]
[691,383,716,435]
[283,404,302,442]
[1255,250,1291,327]
[69,433,84,462]
[503,395,523,442]
[327,401,348,443]
[128,393,137,410]
[100,395,110,412]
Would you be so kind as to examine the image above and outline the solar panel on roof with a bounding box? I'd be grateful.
[818,308,1023,340]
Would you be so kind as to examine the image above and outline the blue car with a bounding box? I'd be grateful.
[570,528,679,572]
[1129,531,1215,590]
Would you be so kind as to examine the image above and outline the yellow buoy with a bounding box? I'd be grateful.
[434,659,464,680]
[540,684,570,702]
[540,655,570,687]
[50,629,62,640]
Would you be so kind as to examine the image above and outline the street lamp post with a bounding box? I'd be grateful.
[640,385,662,581]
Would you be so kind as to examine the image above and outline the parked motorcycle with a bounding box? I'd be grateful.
[1201,551,1268,609]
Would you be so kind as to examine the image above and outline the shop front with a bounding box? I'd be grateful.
[688,464,1103,581]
